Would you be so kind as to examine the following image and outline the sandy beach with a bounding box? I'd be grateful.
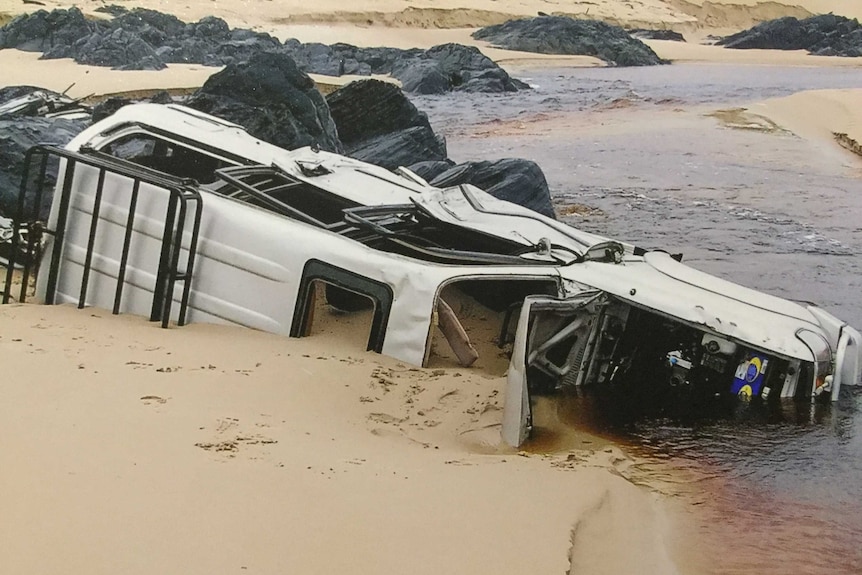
[2,0,862,573]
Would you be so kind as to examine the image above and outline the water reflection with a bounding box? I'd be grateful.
[543,385,862,574]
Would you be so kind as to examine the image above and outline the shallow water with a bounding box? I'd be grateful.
[414,63,862,575]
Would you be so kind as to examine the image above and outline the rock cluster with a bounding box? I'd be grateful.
[0,7,526,94]
[473,16,666,66]
[718,14,862,56]
[185,52,342,153]
[0,58,553,221]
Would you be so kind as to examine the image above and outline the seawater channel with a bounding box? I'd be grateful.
[414,63,862,574]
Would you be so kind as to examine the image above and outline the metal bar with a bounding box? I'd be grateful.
[17,152,51,302]
[160,195,188,328]
[113,178,141,315]
[177,191,203,326]
[151,194,178,322]
[43,157,78,305]
[78,167,107,309]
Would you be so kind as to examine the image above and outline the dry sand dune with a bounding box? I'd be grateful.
[0,303,685,575]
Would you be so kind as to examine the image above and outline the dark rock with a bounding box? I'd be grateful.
[629,29,686,42]
[283,40,525,94]
[394,59,450,94]
[92,96,133,122]
[430,159,556,219]
[0,117,89,219]
[389,44,527,93]
[0,7,94,53]
[148,90,174,104]
[186,51,341,152]
[472,16,666,66]
[718,14,862,56]
[326,79,446,168]
[326,80,434,145]
[1,8,527,93]
[344,126,447,171]
[0,86,44,105]
[71,28,167,70]
[91,91,172,122]
[406,160,456,181]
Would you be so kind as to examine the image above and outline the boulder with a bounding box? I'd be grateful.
[394,59,450,95]
[429,159,556,219]
[0,7,94,53]
[344,126,447,171]
[185,51,341,152]
[406,160,456,182]
[392,44,528,93]
[91,91,173,122]
[0,117,90,219]
[326,80,437,145]
[718,15,862,56]
[629,29,686,42]
[326,79,446,168]
[472,16,666,66]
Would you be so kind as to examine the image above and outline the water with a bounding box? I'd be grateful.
[414,63,862,574]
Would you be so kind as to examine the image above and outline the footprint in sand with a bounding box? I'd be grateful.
[367,412,404,425]
[140,395,167,405]
[196,418,277,459]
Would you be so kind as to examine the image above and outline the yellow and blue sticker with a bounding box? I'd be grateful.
[732,353,769,399]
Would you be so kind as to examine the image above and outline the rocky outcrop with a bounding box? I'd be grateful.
[0,7,94,54]
[0,8,527,93]
[406,160,456,182]
[91,90,174,122]
[0,116,90,219]
[472,16,666,66]
[0,7,280,70]
[286,41,527,94]
[423,159,556,219]
[629,29,686,42]
[718,14,862,56]
[393,43,528,94]
[186,52,342,152]
[326,80,446,168]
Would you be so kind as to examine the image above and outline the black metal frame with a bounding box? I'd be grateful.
[2,144,203,328]
[291,259,393,353]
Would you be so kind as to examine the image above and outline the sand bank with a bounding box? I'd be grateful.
[750,89,862,163]
[0,302,684,574]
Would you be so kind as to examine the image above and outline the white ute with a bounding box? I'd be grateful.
[3,103,860,446]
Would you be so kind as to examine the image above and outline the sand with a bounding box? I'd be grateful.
[2,0,862,573]
[0,303,683,574]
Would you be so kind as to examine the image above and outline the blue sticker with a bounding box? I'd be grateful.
[732,353,768,397]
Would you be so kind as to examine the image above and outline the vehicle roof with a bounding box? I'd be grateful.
[67,102,429,200]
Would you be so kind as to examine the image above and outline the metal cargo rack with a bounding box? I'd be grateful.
[1,144,203,328]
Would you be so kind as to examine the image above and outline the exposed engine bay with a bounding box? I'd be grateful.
[523,293,814,404]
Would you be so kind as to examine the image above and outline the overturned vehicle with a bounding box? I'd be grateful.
[3,103,860,446]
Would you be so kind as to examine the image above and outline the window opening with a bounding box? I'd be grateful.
[426,278,558,373]
[101,133,236,184]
